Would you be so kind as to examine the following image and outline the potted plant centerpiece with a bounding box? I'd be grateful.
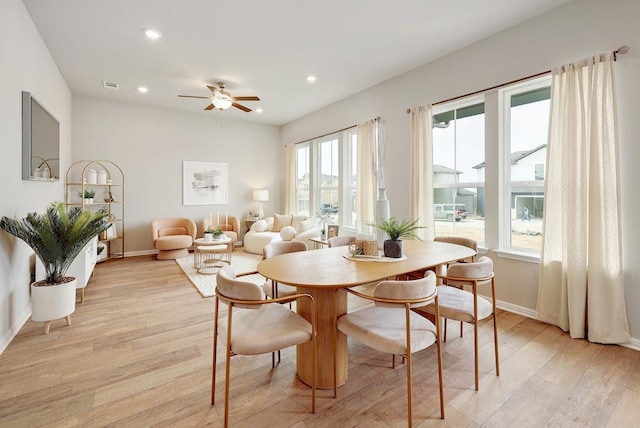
[370,217,424,258]
[213,227,224,240]
[0,202,110,334]
[203,226,215,242]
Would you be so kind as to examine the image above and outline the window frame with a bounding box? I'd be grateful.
[294,128,357,229]
[498,75,551,255]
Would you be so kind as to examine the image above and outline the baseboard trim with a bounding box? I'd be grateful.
[0,307,31,355]
[495,299,639,351]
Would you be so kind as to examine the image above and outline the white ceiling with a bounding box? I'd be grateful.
[23,0,571,126]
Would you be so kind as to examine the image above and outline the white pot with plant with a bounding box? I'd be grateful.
[370,217,424,258]
[0,202,110,333]
[203,226,215,242]
[213,227,224,240]
[77,188,96,204]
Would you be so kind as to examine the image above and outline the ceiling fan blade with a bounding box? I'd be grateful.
[204,104,215,111]
[206,85,218,94]
[233,96,260,101]
[232,102,252,112]
[178,95,211,99]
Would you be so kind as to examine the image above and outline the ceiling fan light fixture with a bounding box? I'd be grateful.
[211,93,232,110]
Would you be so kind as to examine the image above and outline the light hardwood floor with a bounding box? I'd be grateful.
[0,255,639,427]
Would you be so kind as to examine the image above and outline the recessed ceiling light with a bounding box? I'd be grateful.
[137,86,149,94]
[306,75,317,83]
[256,108,263,114]
[144,29,162,40]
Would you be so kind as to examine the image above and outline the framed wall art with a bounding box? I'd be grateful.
[183,161,229,206]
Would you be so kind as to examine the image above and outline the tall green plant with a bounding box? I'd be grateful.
[0,202,110,285]
[370,217,424,241]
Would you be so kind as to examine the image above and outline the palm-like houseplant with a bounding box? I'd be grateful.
[0,202,110,332]
[370,217,424,258]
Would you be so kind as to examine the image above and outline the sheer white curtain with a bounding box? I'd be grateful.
[536,53,629,344]
[284,145,296,214]
[409,105,434,240]
[357,119,377,226]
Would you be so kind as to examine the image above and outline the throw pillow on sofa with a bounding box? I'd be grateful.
[272,214,293,232]
[280,226,296,241]
[252,219,268,232]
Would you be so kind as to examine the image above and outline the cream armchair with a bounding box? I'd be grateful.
[151,217,197,260]
[202,215,240,242]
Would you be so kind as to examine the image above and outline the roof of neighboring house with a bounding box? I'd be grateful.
[473,144,546,169]
[433,165,461,174]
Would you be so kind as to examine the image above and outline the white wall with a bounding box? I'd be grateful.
[71,96,281,253]
[0,0,72,352]
[282,0,640,341]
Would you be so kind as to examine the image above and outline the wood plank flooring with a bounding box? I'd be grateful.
[0,254,638,427]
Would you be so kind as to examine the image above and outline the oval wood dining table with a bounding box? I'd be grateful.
[257,239,476,389]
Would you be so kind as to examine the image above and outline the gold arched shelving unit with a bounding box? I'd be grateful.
[66,160,125,262]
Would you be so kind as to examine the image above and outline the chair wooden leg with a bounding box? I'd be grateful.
[435,298,445,419]
[491,278,500,377]
[224,305,234,427]
[474,318,479,391]
[211,297,219,405]
[406,351,413,427]
[443,317,448,342]
[405,307,413,427]
[43,321,51,335]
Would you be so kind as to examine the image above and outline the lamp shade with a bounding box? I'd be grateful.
[253,189,269,202]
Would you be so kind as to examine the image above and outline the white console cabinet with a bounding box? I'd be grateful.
[35,237,97,303]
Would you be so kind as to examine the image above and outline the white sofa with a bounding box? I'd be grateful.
[243,214,321,254]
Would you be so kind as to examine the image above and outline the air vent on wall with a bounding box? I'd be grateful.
[102,81,119,90]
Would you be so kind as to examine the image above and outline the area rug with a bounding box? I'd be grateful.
[175,248,265,298]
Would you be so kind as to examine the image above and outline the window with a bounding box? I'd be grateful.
[294,128,357,228]
[501,77,550,252]
[295,143,310,216]
[432,98,485,245]
[430,75,550,255]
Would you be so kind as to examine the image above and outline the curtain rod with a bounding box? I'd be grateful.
[406,45,629,113]
[291,116,380,146]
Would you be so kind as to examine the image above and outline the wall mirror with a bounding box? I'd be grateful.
[22,91,60,181]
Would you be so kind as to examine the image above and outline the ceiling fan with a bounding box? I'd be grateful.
[178,82,260,112]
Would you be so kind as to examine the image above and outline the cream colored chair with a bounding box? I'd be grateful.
[327,235,355,248]
[413,256,499,391]
[433,236,478,339]
[334,271,444,425]
[434,235,478,263]
[151,217,197,260]
[212,266,317,426]
[262,241,307,299]
[202,215,240,242]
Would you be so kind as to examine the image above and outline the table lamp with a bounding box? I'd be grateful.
[253,189,269,219]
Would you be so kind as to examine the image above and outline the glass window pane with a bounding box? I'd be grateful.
[296,145,309,216]
[434,187,485,244]
[509,186,544,250]
[507,81,550,251]
[433,102,485,185]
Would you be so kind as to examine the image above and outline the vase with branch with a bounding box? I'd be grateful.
[372,120,390,248]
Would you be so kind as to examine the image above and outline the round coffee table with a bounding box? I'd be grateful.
[194,237,233,275]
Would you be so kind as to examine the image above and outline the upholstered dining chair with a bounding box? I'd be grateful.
[262,241,307,299]
[434,235,478,264]
[413,256,498,391]
[212,266,317,427]
[334,271,444,425]
[327,235,356,248]
[433,236,478,339]
[261,240,308,367]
